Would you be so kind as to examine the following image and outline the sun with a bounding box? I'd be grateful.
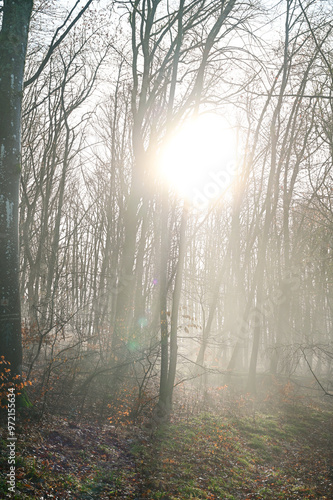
[159,113,237,208]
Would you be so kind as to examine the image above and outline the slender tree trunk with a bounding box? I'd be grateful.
[159,193,169,409]
[111,168,142,356]
[166,205,187,412]
[195,254,229,370]
[0,0,33,377]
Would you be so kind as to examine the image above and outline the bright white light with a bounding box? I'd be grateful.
[159,113,237,208]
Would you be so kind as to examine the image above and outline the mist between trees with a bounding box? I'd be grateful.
[1,0,333,421]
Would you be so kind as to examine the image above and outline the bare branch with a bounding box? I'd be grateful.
[24,0,94,88]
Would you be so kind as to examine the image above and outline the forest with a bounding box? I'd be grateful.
[0,0,332,498]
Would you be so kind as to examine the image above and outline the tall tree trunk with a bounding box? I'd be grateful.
[247,0,292,393]
[0,0,33,377]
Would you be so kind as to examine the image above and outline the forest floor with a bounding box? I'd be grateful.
[0,396,333,499]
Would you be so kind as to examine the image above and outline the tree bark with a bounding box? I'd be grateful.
[0,0,33,376]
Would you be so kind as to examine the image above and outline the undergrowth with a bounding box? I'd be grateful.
[0,394,332,499]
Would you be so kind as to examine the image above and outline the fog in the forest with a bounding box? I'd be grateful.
[0,0,332,497]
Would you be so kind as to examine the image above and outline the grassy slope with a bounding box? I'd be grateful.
[0,401,332,499]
